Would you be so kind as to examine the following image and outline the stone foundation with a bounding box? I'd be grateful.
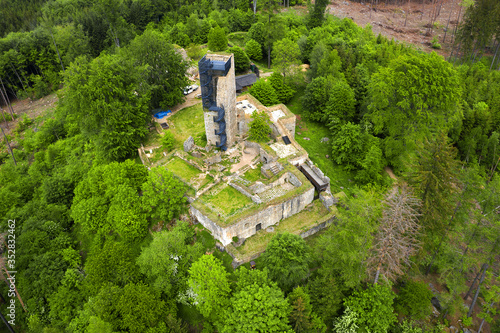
[190,185,314,246]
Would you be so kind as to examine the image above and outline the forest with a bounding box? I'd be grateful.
[0,0,500,332]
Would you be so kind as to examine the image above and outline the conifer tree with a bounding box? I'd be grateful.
[245,38,263,60]
[406,132,461,241]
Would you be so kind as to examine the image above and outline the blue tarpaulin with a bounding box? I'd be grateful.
[153,110,172,119]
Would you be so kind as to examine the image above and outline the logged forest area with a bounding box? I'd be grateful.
[0,0,500,332]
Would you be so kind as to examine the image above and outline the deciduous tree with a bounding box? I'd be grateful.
[137,221,203,297]
[367,53,462,169]
[272,38,300,82]
[187,254,230,321]
[63,54,150,161]
[261,232,310,292]
[125,29,189,108]
[344,284,397,333]
[208,26,228,51]
[141,166,187,222]
[219,268,292,333]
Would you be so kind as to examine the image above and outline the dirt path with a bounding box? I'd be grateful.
[327,0,460,57]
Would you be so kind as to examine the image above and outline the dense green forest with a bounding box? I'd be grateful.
[1,0,500,332]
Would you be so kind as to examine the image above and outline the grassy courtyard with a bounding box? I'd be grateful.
[165,157,202,182]
[242,163,263,182]
[168,103,206,148]
[202,184,253,217]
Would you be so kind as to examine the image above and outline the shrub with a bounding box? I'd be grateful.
[186,44,207,61]
[431,36,441,49]
[232,236,239,243]
[15,114,34,134]
[162,131,175,152]
[248,79,280,106]
[245,39,263,61]
[395,280,433,320]
[249,111,272,143]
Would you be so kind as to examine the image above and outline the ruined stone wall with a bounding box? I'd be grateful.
[280,116,296,138]
[226,209,336,268]
[190,205,229,244]
[190,186,314,246]
[299,215,336,238]
[223,186,314,244]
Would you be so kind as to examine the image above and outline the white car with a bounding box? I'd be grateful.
[183,84,199,95]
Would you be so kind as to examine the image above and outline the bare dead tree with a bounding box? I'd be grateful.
[0,125,16,166]
[467,263,488,317]
[369,185,422,284]
[0,78,15,119]
[442,0,457,43]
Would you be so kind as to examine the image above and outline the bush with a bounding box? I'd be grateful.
[344,284,397,333]
[28,74,52,99]
[395,280,433,320]
[228,46,250,73]
[245,39,263,61]
[186,44,207,61]
[248,79,280,106]
[15,114,34,134]
[232,236,239,243]
[249,111,272,143]
[162,131,175,152]
[431,36,441,49]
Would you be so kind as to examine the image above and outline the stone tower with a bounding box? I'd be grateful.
[198,54,237,151]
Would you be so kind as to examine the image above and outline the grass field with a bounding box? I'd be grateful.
[286,89,358,195]
[242,163,263,182]
[168,103,205,148]
[203,184,253,216]
[165,157,202,182]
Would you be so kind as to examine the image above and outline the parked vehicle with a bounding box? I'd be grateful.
[183,84,199,95]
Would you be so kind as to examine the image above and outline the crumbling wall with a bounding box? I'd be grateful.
[190,186,314,246]
[223,186,314,244]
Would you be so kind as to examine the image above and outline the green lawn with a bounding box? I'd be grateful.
[286,89,357,195]
[203,184,253,216]
[165,157,202,182]
[242,163,263,182]
[168,103,205,148]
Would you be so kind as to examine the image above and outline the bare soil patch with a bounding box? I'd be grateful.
[326,0,460,57]
[1,93,58,137]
